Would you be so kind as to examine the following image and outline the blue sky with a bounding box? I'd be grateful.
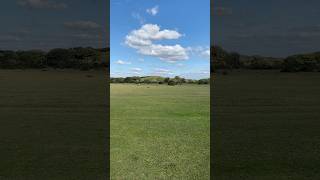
[1,0,107,50]
[213,0,320,57]
[111,0,210,79]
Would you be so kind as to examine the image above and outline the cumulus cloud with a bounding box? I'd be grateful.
[125,24,188,62]
[17,0,67,9]
[146,5,159,16]
[116,60,131,65]
[187,46,210,59]
[126,24,181,44]
[138,44,188,61]
[64,21,101,31]
[201,49,210,58]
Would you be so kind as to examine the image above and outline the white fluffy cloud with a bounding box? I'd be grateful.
[126,24,181,44]
[146,5,159,16]
[125,24,188,62]
[187,46,210,60]
[17,0,67,9]
[116,60,131,65]
[201,49,210,59]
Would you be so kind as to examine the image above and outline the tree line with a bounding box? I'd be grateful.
[2,46,319,73]
[0,47,109,70]
[211,46,320,72]
[111,76,209,86]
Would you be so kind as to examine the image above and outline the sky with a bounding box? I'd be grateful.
[213,0,320,57]
[110,0,210,79]
[0,0,108,51]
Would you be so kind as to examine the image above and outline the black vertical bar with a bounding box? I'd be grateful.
[106,0,110,179]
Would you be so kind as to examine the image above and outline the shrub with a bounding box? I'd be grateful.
[281,54,320,72]
[168,79,177,86]
[198,78,209,84]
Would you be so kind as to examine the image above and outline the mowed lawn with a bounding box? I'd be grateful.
[111,84,210,179]
[212,70,320,180]
[0,70,108,180]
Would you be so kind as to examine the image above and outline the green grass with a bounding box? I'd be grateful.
[111,84,210,179]
[3,69,317,179]
[0,70,108,180]
[212,70,320,180]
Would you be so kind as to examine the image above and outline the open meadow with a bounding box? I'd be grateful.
[2,69,318,179]
[111,84,210,179]
[0,70,108,179]
[212,70,320,180]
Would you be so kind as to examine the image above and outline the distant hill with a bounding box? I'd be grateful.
[140,76,166,83]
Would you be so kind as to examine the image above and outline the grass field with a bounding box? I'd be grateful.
[110,84,210,179]
[212,70,320,180]
[0,70,108,180]
[2,69,318,179]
